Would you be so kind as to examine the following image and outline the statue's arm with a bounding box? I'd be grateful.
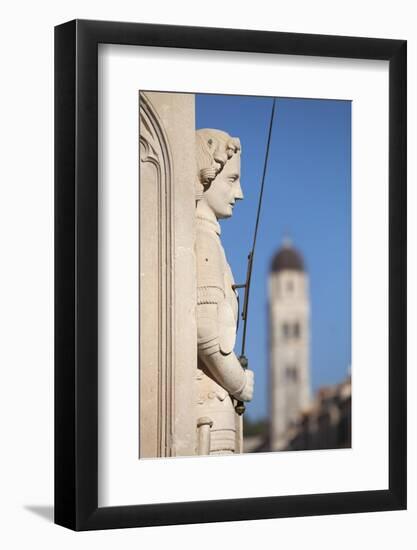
[195,228,253,401]
[197,301,254,401]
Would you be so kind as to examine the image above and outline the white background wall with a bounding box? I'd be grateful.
[0,1,415,548]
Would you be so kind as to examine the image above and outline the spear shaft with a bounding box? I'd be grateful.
[234,98,276,416]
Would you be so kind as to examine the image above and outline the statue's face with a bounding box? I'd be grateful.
[203,153,243,219]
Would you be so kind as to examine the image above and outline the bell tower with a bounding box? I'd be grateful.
[269,238,310,450]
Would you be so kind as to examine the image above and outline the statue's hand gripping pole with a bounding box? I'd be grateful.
[232,98,277,416]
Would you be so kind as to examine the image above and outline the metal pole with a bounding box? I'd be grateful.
[235,98,277,415]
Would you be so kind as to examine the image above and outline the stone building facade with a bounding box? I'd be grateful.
[139,92,198,458]
[284,375,351,450]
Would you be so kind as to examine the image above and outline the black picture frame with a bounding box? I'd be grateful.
[55,19,407,531]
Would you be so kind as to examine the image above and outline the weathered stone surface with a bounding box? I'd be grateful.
[139,92,197,458]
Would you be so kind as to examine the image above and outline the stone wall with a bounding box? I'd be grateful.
[139,92,197,458]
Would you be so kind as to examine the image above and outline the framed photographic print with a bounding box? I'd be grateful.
[55,19,406,530]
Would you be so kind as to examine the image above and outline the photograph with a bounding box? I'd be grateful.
[139,90,351,459]
[53,18,406,531]
[0,0,411,542]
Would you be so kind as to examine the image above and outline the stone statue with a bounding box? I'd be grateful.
[195,128,255,455]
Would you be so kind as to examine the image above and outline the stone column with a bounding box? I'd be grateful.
[139,91,197,458]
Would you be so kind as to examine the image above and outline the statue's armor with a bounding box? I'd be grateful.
[195,215,243,455]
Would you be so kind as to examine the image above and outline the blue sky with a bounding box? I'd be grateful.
[196,94,351,421]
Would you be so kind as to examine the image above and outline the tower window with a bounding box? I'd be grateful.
[282,322,301,339]
[286,280,294,292]
[293,322,300,338]
[285,365,298,382]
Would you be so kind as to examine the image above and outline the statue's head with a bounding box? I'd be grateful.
[196,129,243,219]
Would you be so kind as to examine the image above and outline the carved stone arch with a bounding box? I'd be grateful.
[139,92,175,458]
